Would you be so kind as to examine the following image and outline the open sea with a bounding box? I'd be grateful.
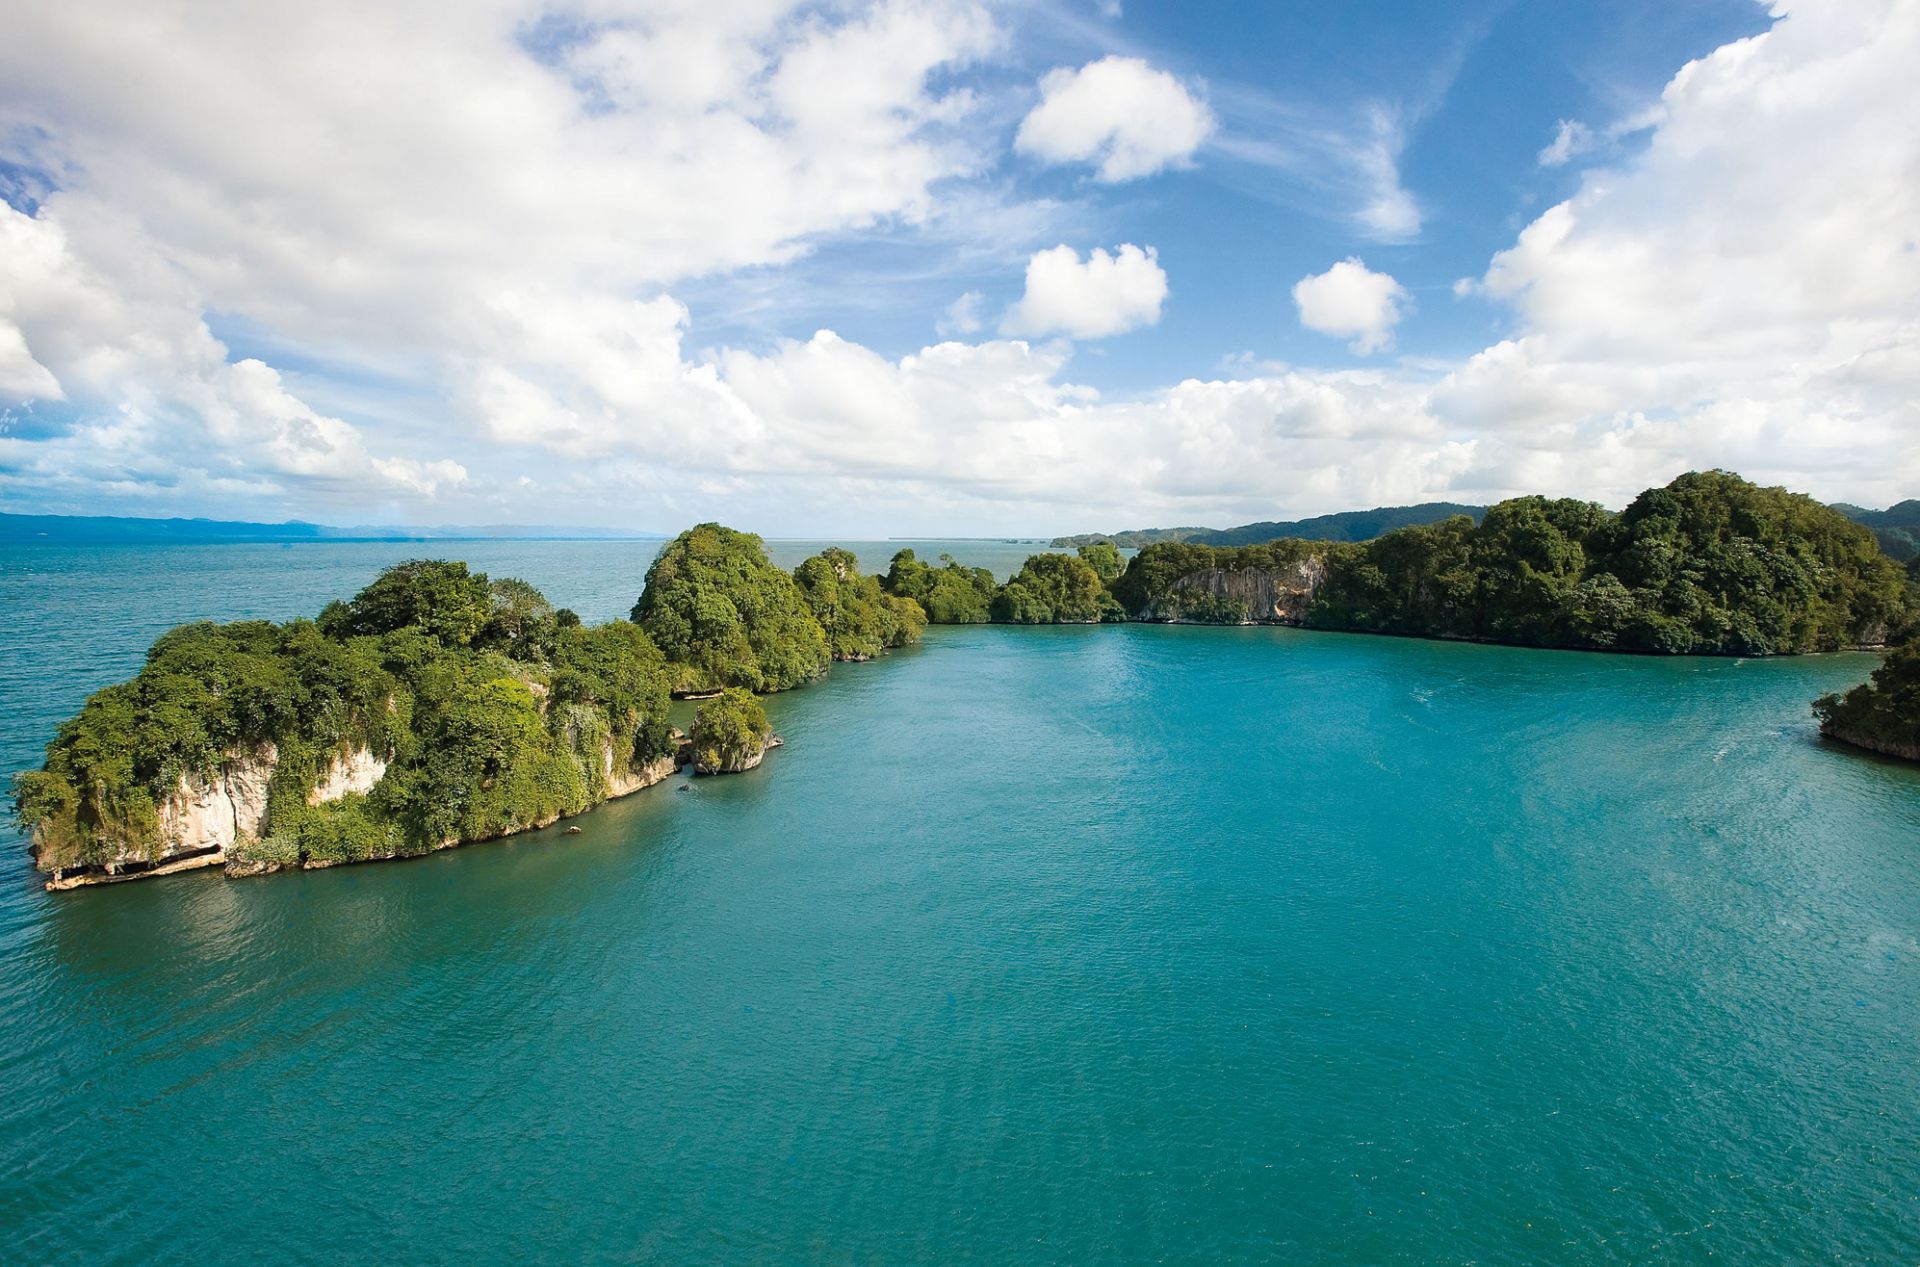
[0,539,1916,1265]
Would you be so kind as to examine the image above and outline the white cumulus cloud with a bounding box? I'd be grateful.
[1292,258,1409,355]
[1002,244,1168,339]
[1014,55,1214,181]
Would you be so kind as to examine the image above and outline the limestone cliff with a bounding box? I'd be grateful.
[603,745,682,798]
[1138,556,1328,624]
[308,747,389,805]
[42,742,392,890]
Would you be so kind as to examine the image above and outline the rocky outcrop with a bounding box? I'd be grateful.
[44,742,398,889]
[1139,557,1328,624]
[308,747,389,804]
[604,746,682,798]
[690,733,778,775]
[1820,724,1920,763]
[155,742,278,856]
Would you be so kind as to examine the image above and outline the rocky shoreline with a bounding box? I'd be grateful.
[1818,724,1920,764]
[41,740,780,891]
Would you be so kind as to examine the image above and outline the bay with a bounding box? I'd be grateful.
[1,541,1916,1265]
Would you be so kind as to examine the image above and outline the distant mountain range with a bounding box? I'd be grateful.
[1056,499,1920,557]
[0,512,664,544]
[1050,503,1488,549]
[1833,501,1920,561]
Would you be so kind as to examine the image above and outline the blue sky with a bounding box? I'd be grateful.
[0,0,1912,535]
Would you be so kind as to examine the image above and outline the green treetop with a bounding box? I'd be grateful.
[687,686,774,774]
[992,553,1121,624]
[881,549,997,624]
[1076,540,1126,585]
[631,524,832,693]
[793,547,927,660]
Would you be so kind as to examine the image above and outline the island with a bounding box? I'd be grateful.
[14,535,917,889]
[16,469,1920,890]
[1815,642,1920,761]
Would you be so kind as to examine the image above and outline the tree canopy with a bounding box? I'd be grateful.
[992,553,1121,624]
[687,686,774,774]
[793,547,927,660]
[631,524,831,693]
[1816,640,1920,760]
[881,549,997,623]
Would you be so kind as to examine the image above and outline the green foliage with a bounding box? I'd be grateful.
[1816,640,1920,757]
[1113,472,1911,655]
[318,559,494,646]
[1076,541,1126,585]
[631,524,831,692]
[688,687,773,773]
[992,553,1121,624]
[1048,527,1212,549]
[882,549,997,623]
[18,558,676,875]
[793,547,927,660]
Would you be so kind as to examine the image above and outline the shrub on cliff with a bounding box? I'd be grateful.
[631,524,831,693]
[794,547,927,660]
[992,553,1121,624]
[882,549,997,624]
[1815,640,1920,760]
[688,687,773,774]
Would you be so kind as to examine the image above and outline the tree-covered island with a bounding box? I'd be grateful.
[16,470,1920,889]
[14,529,924,889]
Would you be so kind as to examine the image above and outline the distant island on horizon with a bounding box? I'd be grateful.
[0,511,667,544]
[1054,499,1920,552]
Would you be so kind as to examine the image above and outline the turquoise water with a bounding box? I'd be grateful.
[2,542,1917,1265]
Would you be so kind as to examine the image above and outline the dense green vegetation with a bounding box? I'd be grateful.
[1114,473,1912,654]
[632,524,832,693]
[688,687,774,774]
[992,553,1122,624]
[1815,640,1920,760]
[15,561,675,873]
[881,549,998,623]
[1076,541,1126,585]
[1048,527,1211,549]
[794,547,927,661]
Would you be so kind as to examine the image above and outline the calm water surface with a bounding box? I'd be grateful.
[0,541,1916,1265]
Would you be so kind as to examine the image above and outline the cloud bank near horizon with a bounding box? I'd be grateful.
[0,0,1914,534]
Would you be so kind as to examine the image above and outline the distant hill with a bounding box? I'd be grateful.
[1834,501,1920,561]
[1052,503,1487,551]
[1048,527,1213,549]
[1190,503,1487,546]
[0,512,664,544]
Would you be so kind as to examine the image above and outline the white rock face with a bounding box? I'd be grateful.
[603,744,679,798]
[155,743,278,856]
[308,746,389,805]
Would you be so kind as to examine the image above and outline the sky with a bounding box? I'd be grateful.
[0,0,1915,536]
